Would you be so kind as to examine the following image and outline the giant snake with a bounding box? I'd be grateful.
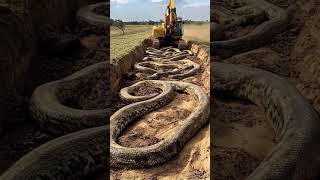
[111,80,210,168]
[211,0,293,58]
[135,47,200,80]
[110,45,209,168]
[0,3,110,179]
[0,61,110,179]
[212,0,320,179]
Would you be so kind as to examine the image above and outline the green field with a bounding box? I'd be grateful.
[110,24,210,62]
[110,25,152,61]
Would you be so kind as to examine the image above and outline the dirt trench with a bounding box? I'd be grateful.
[109,42,210,179]
[211,0,320,179]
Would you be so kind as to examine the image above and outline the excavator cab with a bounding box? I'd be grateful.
[172,17,183,38]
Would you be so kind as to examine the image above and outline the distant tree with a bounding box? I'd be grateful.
[148,20,156,25]
[113,19,126,35]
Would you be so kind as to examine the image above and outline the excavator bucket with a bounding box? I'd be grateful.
[169,0,175,9]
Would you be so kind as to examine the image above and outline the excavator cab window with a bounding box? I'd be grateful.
[173,19,183,37]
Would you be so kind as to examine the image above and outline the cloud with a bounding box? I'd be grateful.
[183,2,209,8]
[151,0,164,2]
[111,0,129,5]
[111,0,128,8]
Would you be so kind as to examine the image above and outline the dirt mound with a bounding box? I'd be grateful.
[292,5,320,112]
[213,146,259,180]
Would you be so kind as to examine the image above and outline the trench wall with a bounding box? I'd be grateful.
[110,39,152,95]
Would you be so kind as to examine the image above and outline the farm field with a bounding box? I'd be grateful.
[110,23,210,62]
[184,23,210,48]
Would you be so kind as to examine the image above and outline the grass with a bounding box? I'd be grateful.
[110,25,153,37]
[110,25,152,61]
[183,23,210,49]
[183,24,210,42]
[110,23,210,62]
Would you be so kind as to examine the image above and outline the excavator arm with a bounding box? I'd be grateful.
[169,0,175,8]
[165,0,177,35]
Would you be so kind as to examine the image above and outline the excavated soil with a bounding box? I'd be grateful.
[212,0,320,179]
[130,83,162,97]
[118,92,195,148]
[110,44,210,179]
[212,97,275,180]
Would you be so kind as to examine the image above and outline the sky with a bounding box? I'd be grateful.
[110,0,210,21]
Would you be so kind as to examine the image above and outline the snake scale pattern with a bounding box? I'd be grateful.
[0,62,110,179]
[110,45,210,168]
[135,47,200,80]
[212,0,292,58]
[111,80,209,168]
[212,0,320,179]
[0,3,110,179]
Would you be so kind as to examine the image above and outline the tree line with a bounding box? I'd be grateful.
[110,18,209,26]
[110,18,209,35]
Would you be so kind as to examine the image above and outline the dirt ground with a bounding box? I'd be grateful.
[110,45,210,179]
[212,0,320,179]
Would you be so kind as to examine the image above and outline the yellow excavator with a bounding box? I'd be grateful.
[152,0,187,49]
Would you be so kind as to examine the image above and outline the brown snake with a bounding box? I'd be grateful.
[0,3,110,179]
[212,1,320,179]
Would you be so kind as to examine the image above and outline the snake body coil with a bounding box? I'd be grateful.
[110,80,210,168]
[0,61,109,179]
[0,3,110,179]
[212,62,320,180]
[30,62,110,135]
[211,0,289,58]
[136,47,200,80]
[212,1,320,179]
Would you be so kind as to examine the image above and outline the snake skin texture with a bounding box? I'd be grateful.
[110,46,210,168]
[212,62,320,180]
[0,61,109,179]
[30,62,110,135]
[0,126,108,179]
[77,2,109,34]
[211,0,289,58]
[0,3,110,179]
[135,47,200,80]
[110,80,210,168]
[212,1,320,179]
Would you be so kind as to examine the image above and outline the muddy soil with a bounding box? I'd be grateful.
[0,25,109,174]
[212,0,320,179]
[110,46,210,179]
